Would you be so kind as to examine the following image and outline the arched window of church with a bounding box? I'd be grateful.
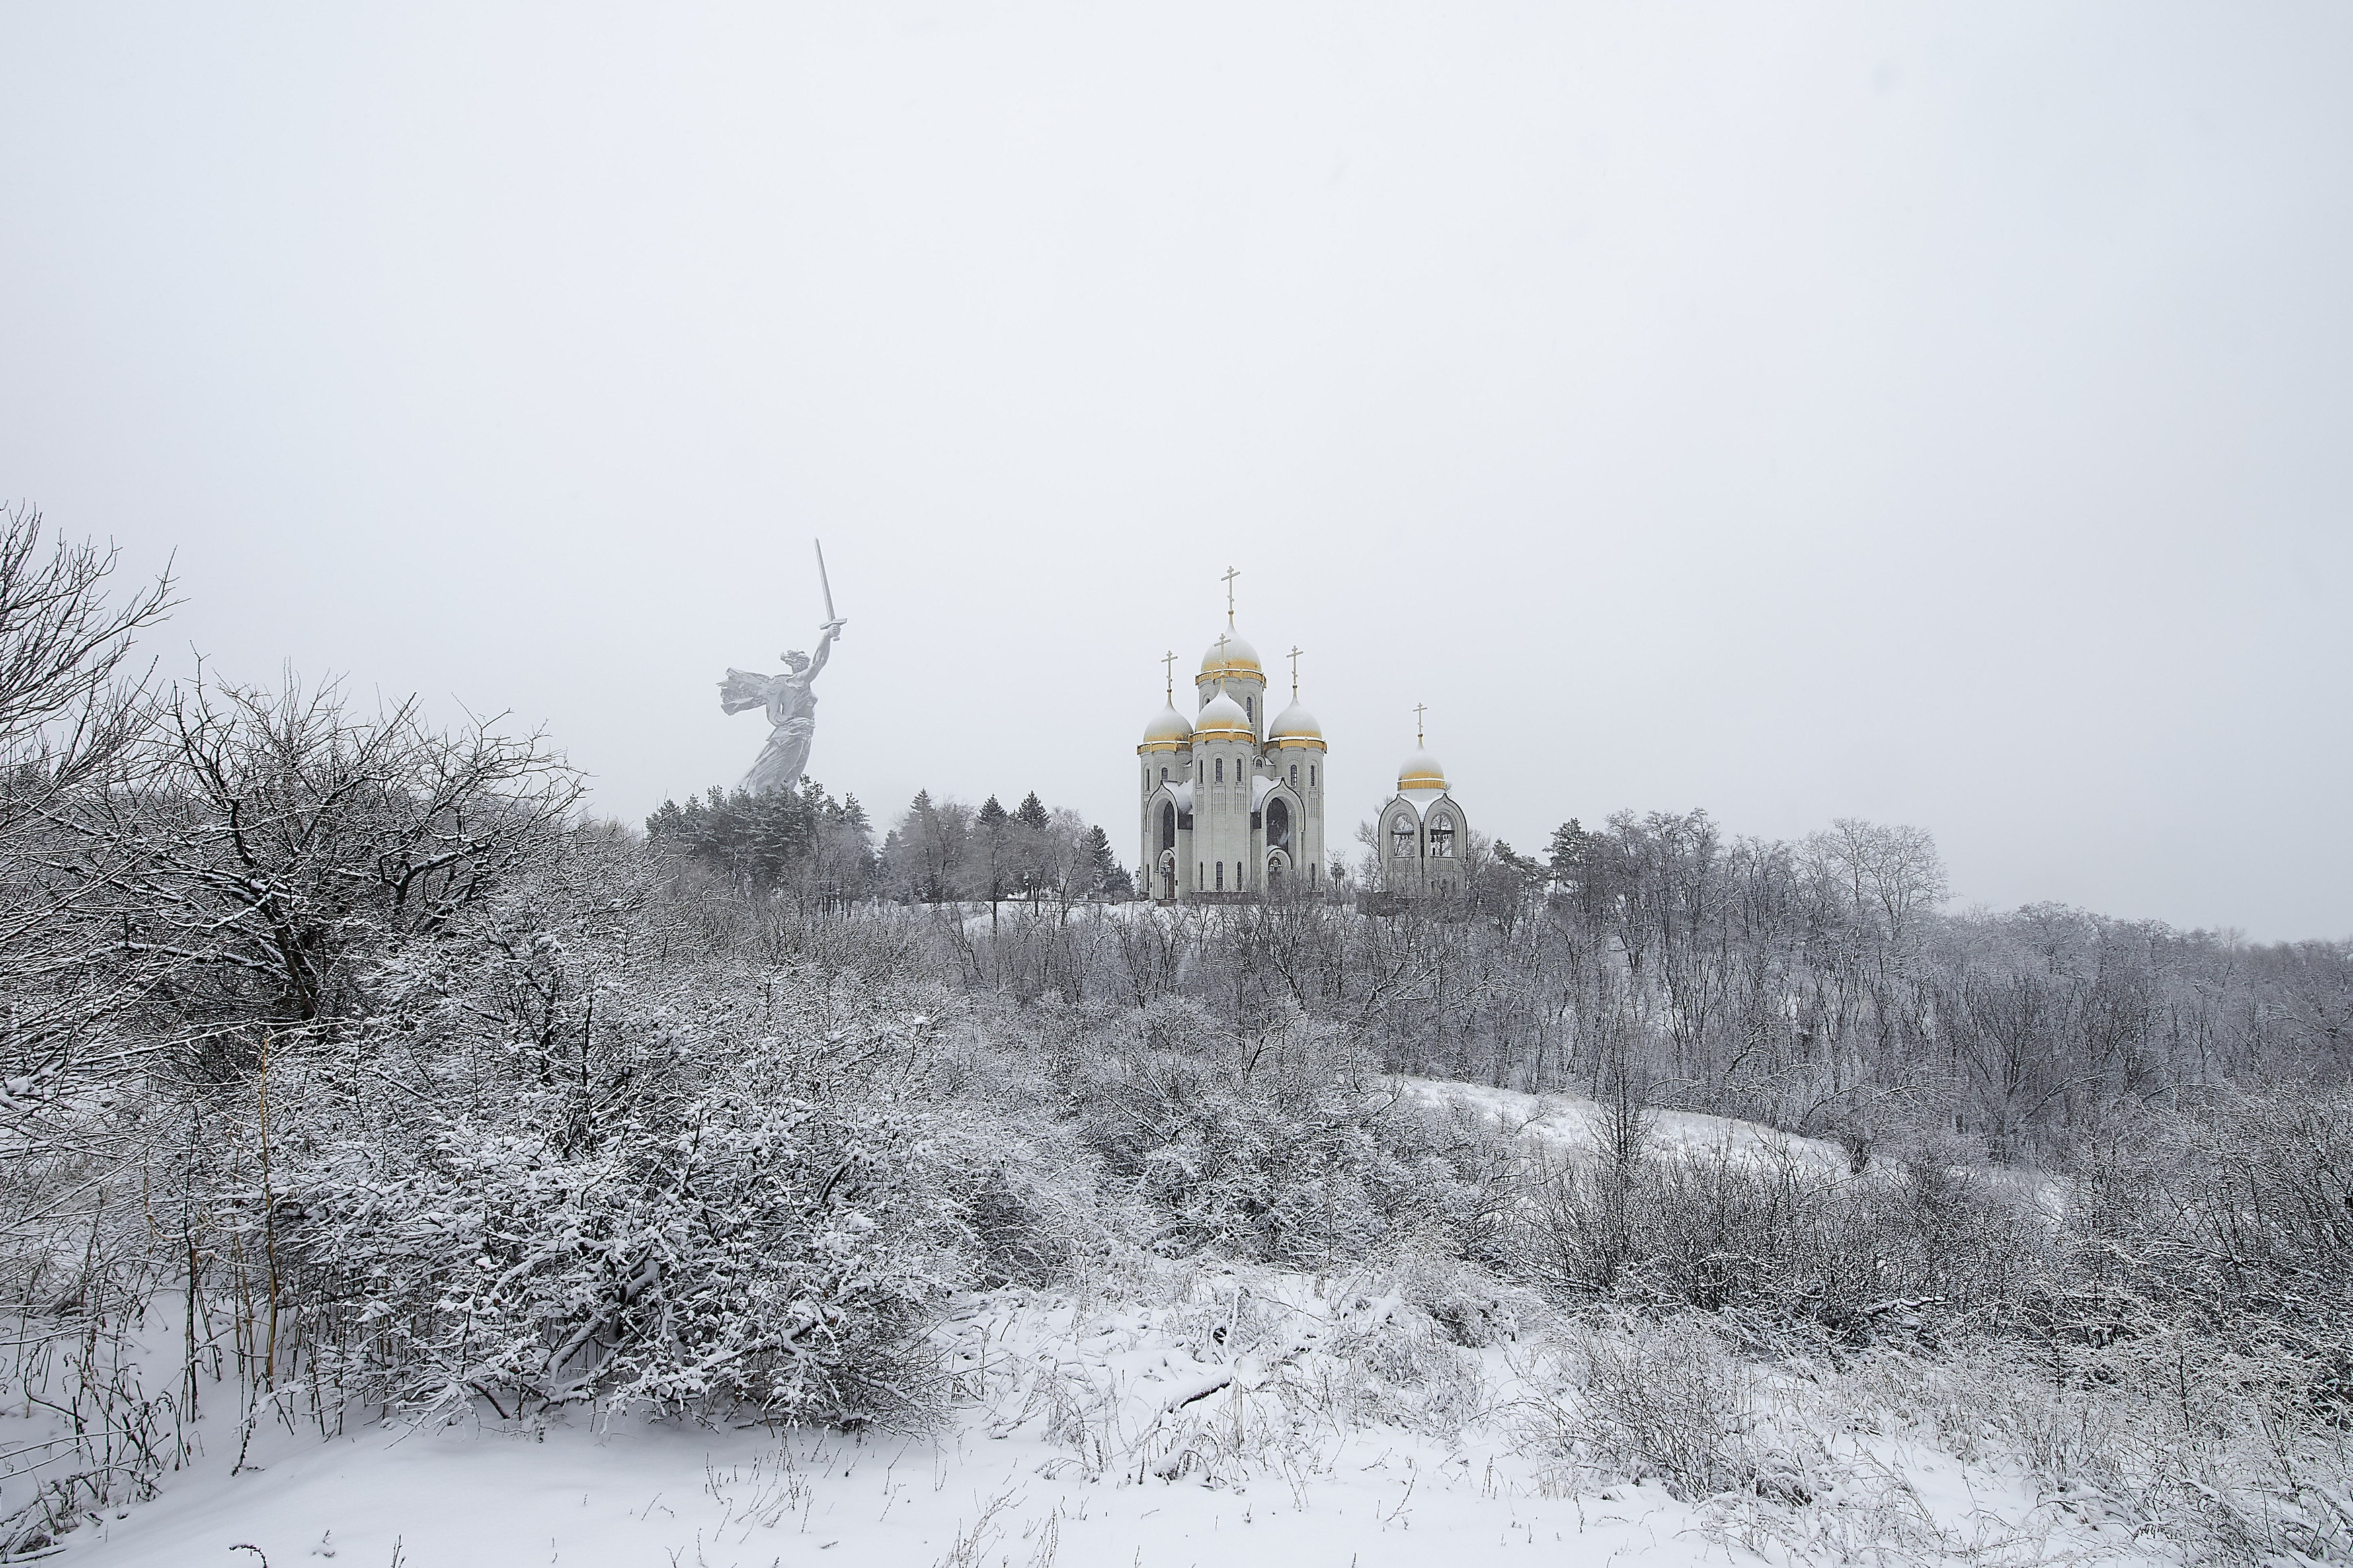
[1310,765,1316,788]
[1160,767,1168,784]
[1392,813,1417,858]
[1216,861,1225,891]
[1289,764,1298,786]
[1215,757,1224,783]
[1245,696,1253,723]
[1159,802,1175,854]
[1429,814,1456,858]
[1266,797,1291,851]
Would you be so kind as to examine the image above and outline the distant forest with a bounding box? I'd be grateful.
[648,782,1131,906]
[654,779,2350,1169]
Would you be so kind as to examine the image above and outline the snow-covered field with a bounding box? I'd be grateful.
[1396,1077,1856,1174]
[62,1253,2152,1568]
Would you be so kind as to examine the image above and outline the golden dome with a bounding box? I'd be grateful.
[1270,700,1324,747]
[1138,703,1195,753]
[1195,691,1254,741]
[1199,630,1264,682]
[1397,749,1447,790]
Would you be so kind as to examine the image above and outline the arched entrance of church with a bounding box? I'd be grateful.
[1265,849,1289,890]
[1157,850,1177,903]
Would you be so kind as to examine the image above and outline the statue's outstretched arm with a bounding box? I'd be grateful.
[805,619,843,679]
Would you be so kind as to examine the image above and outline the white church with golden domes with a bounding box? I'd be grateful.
[1136,578,1470,904]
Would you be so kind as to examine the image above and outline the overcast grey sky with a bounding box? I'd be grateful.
[3,4,2347,939]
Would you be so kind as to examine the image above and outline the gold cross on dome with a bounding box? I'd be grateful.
[1213,632,1231,671]
[1161,649,1176,702]
[1414,702,1427,747]
[1287,645,1302,701]
[1221,565,1240,626]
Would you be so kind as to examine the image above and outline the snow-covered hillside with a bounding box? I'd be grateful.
[1396,1077,1856,1174]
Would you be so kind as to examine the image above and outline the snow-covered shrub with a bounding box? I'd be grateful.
[2058,1083,2353,1352]
[265,927,983,1428]
[1576,1313,1757,1499]
[1538,1313,1823,1506]
[1040,997,1491,1266]
[1380,1243,1529,1349]
[1519,1138,2052,1346]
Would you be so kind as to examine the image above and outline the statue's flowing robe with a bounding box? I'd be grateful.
[721,668,817,793]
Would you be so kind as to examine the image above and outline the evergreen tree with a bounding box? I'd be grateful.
[1546,818,1589,895]
[1078,823,1132,900]
[645,778,872,895]
[973,794,1010,908]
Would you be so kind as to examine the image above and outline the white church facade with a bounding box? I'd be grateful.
[1136,585,1471,905]
[1137,614,1328,903]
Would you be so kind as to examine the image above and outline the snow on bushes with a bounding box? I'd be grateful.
[266,932,985,1428]
[1029,995,1495,1267]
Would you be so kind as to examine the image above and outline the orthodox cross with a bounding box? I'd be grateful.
[1161,649,1176,702]
[1213,632,1232,671]
[1221,565,1240,626]
[1287,645,1303,701]
[1414,702,1427,747]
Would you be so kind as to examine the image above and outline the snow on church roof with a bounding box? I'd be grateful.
[1199,630,1263,680]
[1270,700,1321,739]
[1397,749,1447,790]
[1195,691,1252,740]
[1139,702,1194,747]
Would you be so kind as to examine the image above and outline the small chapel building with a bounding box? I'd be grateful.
[1136,616,1327,903]
[1373,741,1472,899]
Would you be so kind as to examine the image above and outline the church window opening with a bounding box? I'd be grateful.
[1429,814,1456,858]
[1158,802,1175,854]
[1392,813,1417,859]
[1266,797,1291,852]
[1215,757,1224,783]
[1216,862,1225,891]
[1246,696,1254,723]
[1160,767,1168,784]
[1310,764,1316,787]
[1289,763,1298,786]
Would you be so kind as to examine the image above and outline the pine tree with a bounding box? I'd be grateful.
[1078,823,1132,901]
[1014,792,1049,831]
[974,794,1010,910]
[1546,818,1589,895]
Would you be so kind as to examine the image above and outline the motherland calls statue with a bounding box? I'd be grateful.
[719,542,846,794]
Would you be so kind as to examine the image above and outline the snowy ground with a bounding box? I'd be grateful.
[57,1251,2155,1568]
[1395,1077,1856,1175]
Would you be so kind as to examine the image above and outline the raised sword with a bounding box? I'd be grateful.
[815,538,842,636]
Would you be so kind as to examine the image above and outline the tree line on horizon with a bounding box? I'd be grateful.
[647,781,1133,908]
